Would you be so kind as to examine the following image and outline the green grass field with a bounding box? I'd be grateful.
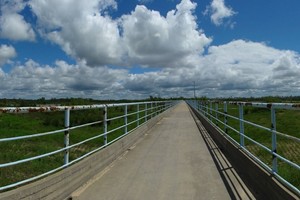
[0,103,164,190]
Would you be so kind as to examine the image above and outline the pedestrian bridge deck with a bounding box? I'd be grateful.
[72,102,253,200]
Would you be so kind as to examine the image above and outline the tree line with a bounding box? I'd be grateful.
[1,96,300,107]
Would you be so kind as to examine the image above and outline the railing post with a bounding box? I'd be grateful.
[215,103,219,126]
[224,102,228,134]
[198,101,201,112]
[125,105,128,134]
[210,101,213,122]
[271,107,278,173]
[239,104,245,147]
[145,103,148,122]
[137,104,140,127]
[155,102,157,116]
[206,102,209,117]
[199,101,202,113]
[103,106,107,145]
[160,102,162,113]
[151,102,153,118]
[64,108,70,165]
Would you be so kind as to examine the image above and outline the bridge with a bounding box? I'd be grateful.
[0,101,299,199]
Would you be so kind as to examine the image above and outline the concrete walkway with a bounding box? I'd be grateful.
[73,102,231,200]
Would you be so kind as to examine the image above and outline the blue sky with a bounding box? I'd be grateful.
[0,0,300,99]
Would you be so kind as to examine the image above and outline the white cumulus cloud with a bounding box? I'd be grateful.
[205,0,236,27]
[122,0,211,67]
[30,0,122,66]
[0,44,17,66]
[30,0,211,67]
[0,0,36,41]
[1,0,300,99]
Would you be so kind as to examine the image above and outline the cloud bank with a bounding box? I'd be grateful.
[1,40,299,99]
[0,0,300,99]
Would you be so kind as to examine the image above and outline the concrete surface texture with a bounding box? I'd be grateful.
[73,102,231,200]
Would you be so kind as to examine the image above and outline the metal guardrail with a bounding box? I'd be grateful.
[0,101,177,191]
[187,100,300,196]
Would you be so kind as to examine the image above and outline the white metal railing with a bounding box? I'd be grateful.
[187,100,300,196]
[0,101,177,191]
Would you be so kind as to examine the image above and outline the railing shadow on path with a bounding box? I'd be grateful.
[189,106,255,200]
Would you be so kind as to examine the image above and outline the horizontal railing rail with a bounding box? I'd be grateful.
[0,101,177,191]
[187,100,300,196]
